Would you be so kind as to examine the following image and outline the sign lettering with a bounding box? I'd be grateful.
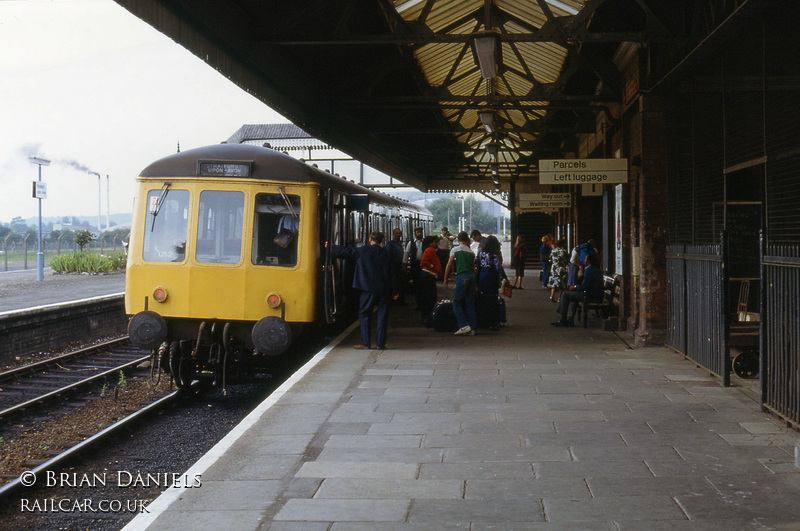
[539,158,628,184]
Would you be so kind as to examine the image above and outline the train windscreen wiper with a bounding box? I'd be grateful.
[150,183,171,231]
[278,187,297,221]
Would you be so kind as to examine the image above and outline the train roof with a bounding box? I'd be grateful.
[139,144,430,215]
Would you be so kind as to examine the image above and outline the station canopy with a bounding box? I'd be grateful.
[112,0,699,193]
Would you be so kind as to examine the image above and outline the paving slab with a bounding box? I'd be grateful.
[122,279,800,530]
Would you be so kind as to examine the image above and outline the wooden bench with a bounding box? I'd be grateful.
[578,274,622,329]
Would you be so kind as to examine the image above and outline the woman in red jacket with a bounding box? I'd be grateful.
[418,235,442,326]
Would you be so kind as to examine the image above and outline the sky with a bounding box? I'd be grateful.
[0,0,289,225]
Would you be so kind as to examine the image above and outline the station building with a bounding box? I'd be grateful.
[113,0,800,428]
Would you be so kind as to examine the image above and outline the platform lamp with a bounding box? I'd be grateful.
[29,156,50,281]
[486,142,499,161]
[470,30,502,79]
[478,110,496,133]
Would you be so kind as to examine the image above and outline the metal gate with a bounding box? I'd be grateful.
[666,243,729,382]
[762,244,800,426]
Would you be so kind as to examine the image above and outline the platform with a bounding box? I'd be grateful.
[124,280,800,530]
[0,268,125,313]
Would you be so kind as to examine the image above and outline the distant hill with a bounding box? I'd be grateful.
[5,213,133,231]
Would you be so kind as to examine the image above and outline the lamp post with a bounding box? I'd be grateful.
[29,156,51,281]
[106,174,110,230]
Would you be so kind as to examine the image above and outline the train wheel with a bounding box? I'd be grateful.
[168,341,181,385]
[168,341,195,388]
[733,349,759,379]
[178,339,195,387]
[159,343,171,375]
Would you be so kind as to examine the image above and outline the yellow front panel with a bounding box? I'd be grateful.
[125,178,318,323]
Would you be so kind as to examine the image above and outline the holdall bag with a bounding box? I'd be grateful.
[273,230,293,248]
[431,300,458,332]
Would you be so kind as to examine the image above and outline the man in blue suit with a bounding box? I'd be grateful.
[331,231,392,349]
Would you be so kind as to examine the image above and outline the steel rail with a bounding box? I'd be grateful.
[0,337,131,381]
[0,354,150,422]
[0,390,180,501]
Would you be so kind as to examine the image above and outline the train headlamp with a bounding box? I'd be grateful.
[152,287,168,303]
[266,292,282,308]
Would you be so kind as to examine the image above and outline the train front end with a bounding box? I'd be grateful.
[124,145,319,387]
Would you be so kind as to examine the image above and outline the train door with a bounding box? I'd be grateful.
[322,190,347,324]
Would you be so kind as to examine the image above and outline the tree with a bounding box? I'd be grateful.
[74,230,95,251]
[426,196,500,236]
[10,216,28,233]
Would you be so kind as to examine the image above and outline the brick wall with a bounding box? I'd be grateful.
[0,295,127,364]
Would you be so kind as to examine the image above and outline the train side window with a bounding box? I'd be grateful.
[142,189,190,263]
[252,192,301,266]
[347,211,365,244]
[196,191,244,264]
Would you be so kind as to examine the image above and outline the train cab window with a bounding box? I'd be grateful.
[196,191,244,264]
[252,192,301,266]
[142,188,189,262]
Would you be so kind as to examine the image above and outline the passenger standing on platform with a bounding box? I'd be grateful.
[436,227,454,271]
[403,226,425,307]
[552,252,603,327]
[475,235,507,330]
[386,228,406,304]
[539,235,552,288]
[330,231,392,349]
[418,235,442,326]
[547,238,569,302]
[567,243,581,287]
[444,231,477,336]
[511,235,526,289]
[470,230,485,255]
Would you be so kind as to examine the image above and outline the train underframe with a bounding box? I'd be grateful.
[135,314,301,392]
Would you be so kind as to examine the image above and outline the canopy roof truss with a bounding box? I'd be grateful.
[114,0,766,192]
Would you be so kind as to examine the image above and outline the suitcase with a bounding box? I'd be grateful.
[475,293,504,329]
[431,300,458,332]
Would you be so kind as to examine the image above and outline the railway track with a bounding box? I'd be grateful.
[0,389,180,501]
[0,337,150,423]
[0,319,345,528]
[0,337,182,502]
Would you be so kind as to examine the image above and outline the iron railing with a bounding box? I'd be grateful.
[761,244,800,425]
[666,242,728,382]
